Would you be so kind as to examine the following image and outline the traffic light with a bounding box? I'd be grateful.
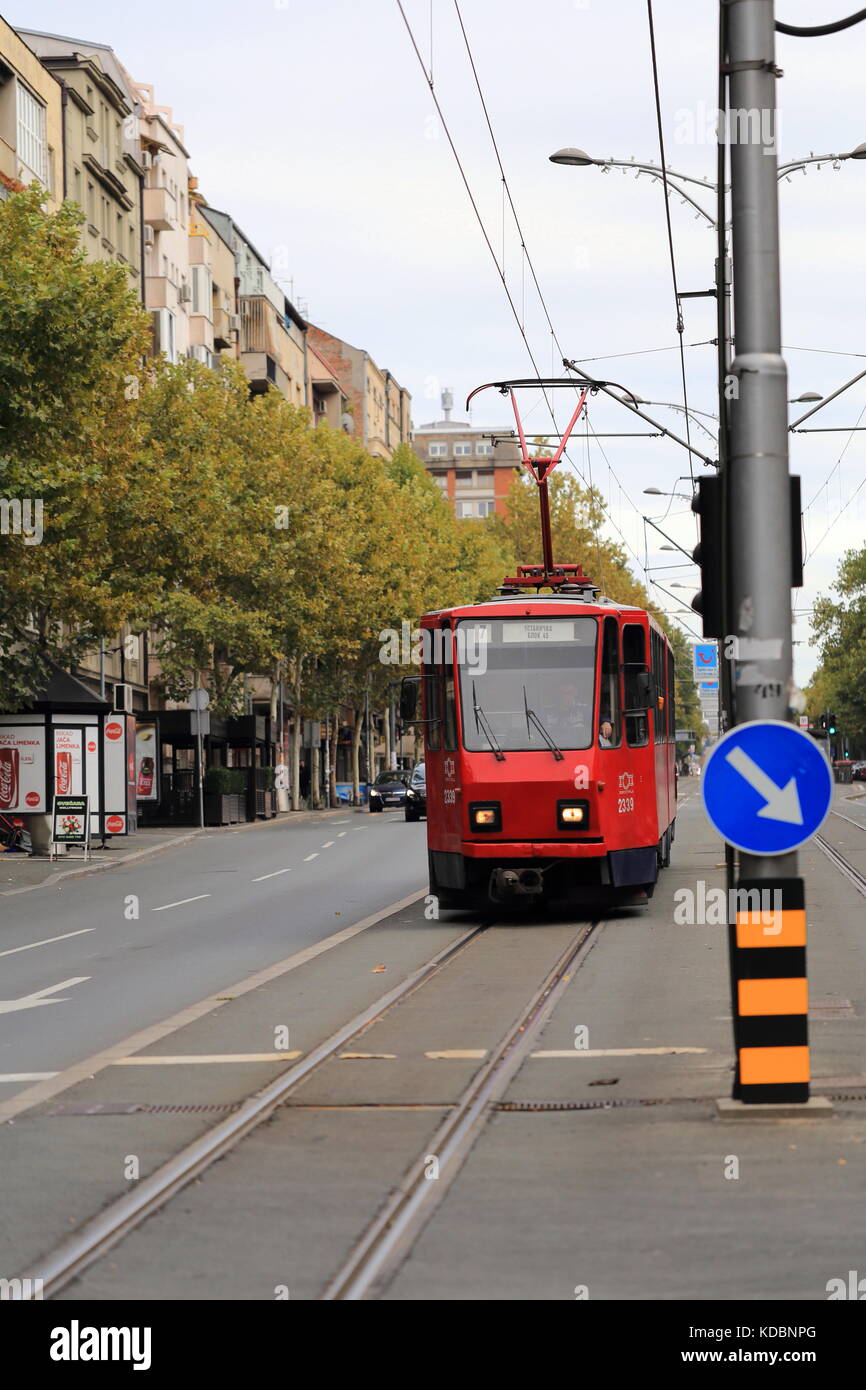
[819,715,827,731]
[828,713,837,736]
[691,475,723,638]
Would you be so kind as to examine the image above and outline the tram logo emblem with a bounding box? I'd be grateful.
[443,758,456,779]
[618,772,634,794]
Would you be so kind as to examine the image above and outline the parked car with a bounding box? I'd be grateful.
[369,769,411,812]
[851,761,866,782]
[404,763,427,822]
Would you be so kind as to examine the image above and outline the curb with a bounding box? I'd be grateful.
[0,807,360,897]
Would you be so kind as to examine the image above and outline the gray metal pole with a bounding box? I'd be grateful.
[727,0,794,881]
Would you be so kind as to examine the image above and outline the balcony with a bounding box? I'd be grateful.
[213,306,234,350]
[143,185,177,232]
[242,351,289,398]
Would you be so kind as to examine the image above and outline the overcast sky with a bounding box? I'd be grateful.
[10,1,866,683]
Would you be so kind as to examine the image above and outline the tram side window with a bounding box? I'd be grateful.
[423,661,441,752]
[651,629,665,745]
[443,640,458,751]
[599,617,622,747]
[622,623,649,748]
[667,647,676,740]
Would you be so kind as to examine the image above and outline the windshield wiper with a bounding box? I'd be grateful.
[523,685,564,761]
[473,681,506,761]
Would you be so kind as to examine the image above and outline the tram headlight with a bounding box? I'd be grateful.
[469,802,501,832]
[557,800,589,830]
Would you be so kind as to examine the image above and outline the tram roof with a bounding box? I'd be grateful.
[421,594,657,622]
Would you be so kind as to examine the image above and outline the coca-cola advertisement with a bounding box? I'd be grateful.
[53,728,84,797]
[0,721,47,812]
[0,747,19,809]
[135,723,159,802]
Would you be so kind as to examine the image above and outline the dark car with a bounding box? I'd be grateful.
[852,761,866,782]
[369,769,411,812]
[404,763,426,822]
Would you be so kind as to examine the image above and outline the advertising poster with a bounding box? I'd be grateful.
[135,721,157,801]
[53,727,84,797]
[0,723,47,813]
[52,795,89,844]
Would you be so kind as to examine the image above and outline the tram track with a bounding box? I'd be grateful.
[12,907,607,1302]
[815,825,866,900]
[11,917,490,1301]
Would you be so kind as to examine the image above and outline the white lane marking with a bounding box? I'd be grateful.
[304,853,319,861]
[0,976,91,1015]
[530,1046,708,1058]
[113,1052,302,1065]
[425,1050,488,1060]
[337,832,347,838]
[333,819,351,824]
[321,841,335,848]
[251,868,293,882]
[151,894,211,912]
[0,886,426,1126]
[0,928,95,960]
[0,1072,59,1082]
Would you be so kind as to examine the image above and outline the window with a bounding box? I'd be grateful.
[454,443,472,457]
[622,624,649,747]
[667,646,676,740]
[475,442,493,456]
[432,474,448,490]
[423,660,441,752]
[73,166,82,206]
[457,616,598,752]
[455,472,474,488]
[428,443,447,458]
[443,668,458,751]
[191,264,212,317]
[598,617,622,747]
[456,500,494,518]
[17,83,47,183]
[150,307,176,363]
[650,628,666,744]
[474,471,494,487]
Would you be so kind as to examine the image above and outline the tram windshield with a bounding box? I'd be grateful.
[456,617,597,752]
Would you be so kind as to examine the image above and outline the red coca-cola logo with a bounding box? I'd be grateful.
[105,722,123,741]
[56,751,72,795]
[87,741,96,752]
[12,817,24,828]
[0,747,18,810]
[105,814,124,833]
[25,792,39,806]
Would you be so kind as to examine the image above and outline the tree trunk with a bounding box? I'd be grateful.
[330,708,339,808]
[384,703,392,771]
[351,704,364,806]
[311,741,321,810]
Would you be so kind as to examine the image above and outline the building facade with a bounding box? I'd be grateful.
[0,19,62,206]
[202,206,306,402]
[414,391,521,518]
[17,30,144,295]
[306,325,411,459]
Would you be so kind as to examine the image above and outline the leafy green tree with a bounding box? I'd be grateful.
[810,546,866,753]
[0,188,150,709]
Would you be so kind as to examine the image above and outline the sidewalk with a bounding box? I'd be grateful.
[0,807,361,896]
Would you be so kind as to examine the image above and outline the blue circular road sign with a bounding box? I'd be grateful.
[702,719,833,856]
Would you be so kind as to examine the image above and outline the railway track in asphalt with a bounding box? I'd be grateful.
[816,814,866,900]
[12,908,606,1301]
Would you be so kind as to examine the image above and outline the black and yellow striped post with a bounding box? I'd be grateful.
[731,878,809,1103]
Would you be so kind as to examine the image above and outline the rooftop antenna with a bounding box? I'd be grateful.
[441,387,453,423]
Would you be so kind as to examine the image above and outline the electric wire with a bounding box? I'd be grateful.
[571,339,715,364]
[776,8,866,38]
[402,0,647,574]
[645,0,697,495]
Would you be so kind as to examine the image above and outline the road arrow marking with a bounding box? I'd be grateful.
[725,746,804,824]
[0,976,90,1015]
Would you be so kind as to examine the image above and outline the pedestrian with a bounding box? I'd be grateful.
[299,760,310,802]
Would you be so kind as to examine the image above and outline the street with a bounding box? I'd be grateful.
[1,786,865,1301]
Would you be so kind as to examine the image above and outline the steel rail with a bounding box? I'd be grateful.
[11,921,489,1300]
[814,833,866,899]
[320,917,605,1300]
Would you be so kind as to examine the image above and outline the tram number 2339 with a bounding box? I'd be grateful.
[617,795,635,814]
[443,788,457,806]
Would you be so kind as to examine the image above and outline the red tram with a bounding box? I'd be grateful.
[401,378,678,910]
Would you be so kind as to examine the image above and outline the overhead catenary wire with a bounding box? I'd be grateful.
[400,0,649,575]
[776,8,866,38]
[645,0,696,495]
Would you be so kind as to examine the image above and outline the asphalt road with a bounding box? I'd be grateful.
[0,809,427,1097]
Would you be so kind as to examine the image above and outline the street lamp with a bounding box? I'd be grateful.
[789,391,822,403]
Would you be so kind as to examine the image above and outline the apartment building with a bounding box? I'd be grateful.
[0,19,62,206]
[306,325,411,459]
[414,390,521,518]
[17,30,144,295]
[202,207,306,403]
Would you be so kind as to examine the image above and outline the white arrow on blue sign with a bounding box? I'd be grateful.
[702,719,833,855]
